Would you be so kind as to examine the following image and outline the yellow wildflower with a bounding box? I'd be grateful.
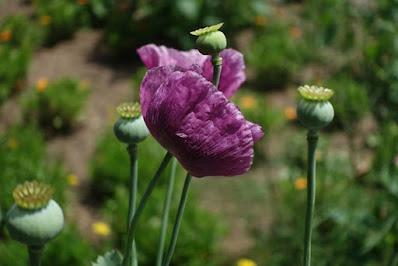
[39,15,52,26]
[284,106,297,121]
[240,95,258,110]
[295,177,307,190]
[7,138,18,150]
[237,258,257,266]
[36,78,48,93]
[0,30,12,42]
[91,221,111,237]
[66,174,79,187]
[254,16,267,27]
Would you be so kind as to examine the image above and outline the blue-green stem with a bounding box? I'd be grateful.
[212,55,222,89]
[126,144,138,266]
[156,158,178,266]
[303,130,319,266]
[28,245,43,266]
[122,151,173,266]
[162,174,192,266]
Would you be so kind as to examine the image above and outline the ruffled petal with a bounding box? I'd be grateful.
[137,45,246,98]
[140,66,262,177]
[202,49,246,98]
[137,44,207,69]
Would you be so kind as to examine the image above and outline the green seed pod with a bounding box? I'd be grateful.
[6,181,64,247]
[113,102,149,144]
[191,23,227,56]
[297,85,335,130]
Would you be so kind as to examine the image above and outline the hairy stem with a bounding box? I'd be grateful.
[127,144,138,266]
[212,55,222,89]
[303,130,319,266]
[162,174,192,266]
[28,245,43,266]
[122,152,173,266]
[156,158,178,266]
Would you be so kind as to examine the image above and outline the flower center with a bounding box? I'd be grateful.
[117,102,141,119]
[298,85,334,101]
[190,23,224,36]
[13,181,54,209]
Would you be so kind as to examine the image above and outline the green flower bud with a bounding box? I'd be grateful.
[191,23,227,56]
[297,85,335,130]
[6,181,64,247]
[114,102,149,144]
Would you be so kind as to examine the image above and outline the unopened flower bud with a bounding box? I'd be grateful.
[191,23,227,56]
[297,85,334,130]
[6,181,64,246]
[114,102,149,144]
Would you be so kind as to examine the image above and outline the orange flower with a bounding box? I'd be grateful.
[240,95,258,110]
[39,15,52,26]
[295,177,307,190]
[36,78,49,93]
[77,0,88,5]
[0,30,12,42]
[254,16,267,27]
[289,26,303,39]
[284,106,297,121]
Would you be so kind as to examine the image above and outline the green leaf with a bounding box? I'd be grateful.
[92,250,123,266]
[362,216,397,254]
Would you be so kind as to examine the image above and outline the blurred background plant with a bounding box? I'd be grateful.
[21,78,90,135]
[0,0,397,265]
[0,15,41,103]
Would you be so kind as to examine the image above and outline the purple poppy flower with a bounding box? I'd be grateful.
[137,44,245,98]
[140,65,263,177]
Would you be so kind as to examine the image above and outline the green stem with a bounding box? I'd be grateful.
[28,245,43,266]
[212,55,222,89]
[162,174,192,266]
[127,144,138,266]
[122,151,173,266]
[303,130,319,266]
[156,158,178,266]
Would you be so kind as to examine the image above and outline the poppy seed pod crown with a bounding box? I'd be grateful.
[191,23,227,56]
[6,181,64,246]
[297,85,335,130]
[113,102,149,144]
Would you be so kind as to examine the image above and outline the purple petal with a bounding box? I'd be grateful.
[140,67,262,177]
[202,49,246,98]
[137,45,246,98]
[137,44,207,69]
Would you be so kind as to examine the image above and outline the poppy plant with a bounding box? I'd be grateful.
[140,65,263,177]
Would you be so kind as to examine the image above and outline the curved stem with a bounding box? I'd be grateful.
[303,130,319,266]
[162,174,192,266]
[122,151,173,266]
[156,158,178,266]
[127,144,138,266]
[28,245,43,266]
[212,55,222,89]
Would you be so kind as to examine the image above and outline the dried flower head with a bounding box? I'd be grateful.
[298,85,334,101]
[117,102,141,119]
[13,181,54,209]
[190,23,224,36]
